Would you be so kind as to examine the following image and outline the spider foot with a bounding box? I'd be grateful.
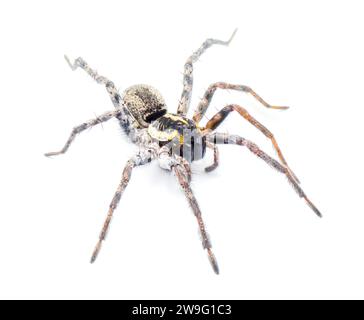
[90,240,102,264]
[207,248,220,275]
[226,28,238,45]
[271,105,290,110]
[64,55,84,71]
[44,150,64,157]
[304,196,322,218]
[205,163,218,173]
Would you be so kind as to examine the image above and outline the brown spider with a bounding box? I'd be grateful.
[45,30,321,274]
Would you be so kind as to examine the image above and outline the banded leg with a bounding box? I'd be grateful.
[208,132,321,218]
[193,82,289,123]
[173,163,219,274]
[205,141,219,172]
[177,29,237,116]
[44,109,121,157]
[91,151,153,263]
[178,155,193,183]
[64,56,122,108]
[203,104,299,183]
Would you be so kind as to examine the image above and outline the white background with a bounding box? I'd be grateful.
[0,0,363,300]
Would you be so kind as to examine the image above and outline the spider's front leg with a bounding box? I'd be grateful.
[173,163,219,274]
[193,82,289,124]
[205,141,219,173]
[44,109,122,157]
[159,150,219,274]
[91,149,153,263]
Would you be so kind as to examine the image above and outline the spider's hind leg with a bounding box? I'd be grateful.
[177,29,237,116]
[64,55,122,108]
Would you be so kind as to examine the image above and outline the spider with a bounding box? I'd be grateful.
[45,30,321,274]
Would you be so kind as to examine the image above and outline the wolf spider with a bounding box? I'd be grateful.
[45,30,321,274]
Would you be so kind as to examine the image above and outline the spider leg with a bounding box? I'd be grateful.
[202,104,300,183]
[205,141,219,172]
[64,55,122,108]
[178,155,193,183]
[193,82,289,123]
[44,109,121,157]
[172,162,219,274]
[91,150,153,263]
[177,29,237,116]
[208,132,321,218]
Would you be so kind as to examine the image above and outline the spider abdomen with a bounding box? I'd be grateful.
[148,113,206,162]
[122,84,168,128]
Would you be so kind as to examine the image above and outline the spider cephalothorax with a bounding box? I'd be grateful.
[46,30,321,274]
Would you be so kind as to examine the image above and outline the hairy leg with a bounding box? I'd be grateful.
[45,109,122,157]
[208,132,321,217]
[64,56,122,108]
[177,29,237,116]
[91,150,153,263]
[203,104,299,183]
[193,82,288,123]
[172,162,219,274]
[205,141,219,172]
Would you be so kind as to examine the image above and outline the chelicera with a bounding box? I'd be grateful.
[45,30,321,274]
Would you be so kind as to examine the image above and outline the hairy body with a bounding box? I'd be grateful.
[45,30,321,274]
